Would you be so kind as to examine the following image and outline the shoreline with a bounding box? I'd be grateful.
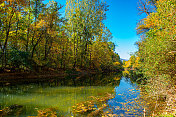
[0,69,103,85]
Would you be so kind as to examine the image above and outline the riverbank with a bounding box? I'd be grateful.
[0,68,109,85]
[122,70,176,116]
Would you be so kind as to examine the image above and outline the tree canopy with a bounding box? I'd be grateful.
[0,0,122,72]
[136,0,176,78]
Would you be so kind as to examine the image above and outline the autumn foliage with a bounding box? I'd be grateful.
[137,0,176,78]
[0,0,122,72]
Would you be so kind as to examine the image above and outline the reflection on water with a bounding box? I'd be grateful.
[0,74,120,116]
[0,73,160,116]
[108,78,143,116]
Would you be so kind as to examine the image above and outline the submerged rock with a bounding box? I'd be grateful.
[0,104,23,116]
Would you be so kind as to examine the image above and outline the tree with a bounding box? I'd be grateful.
[0,0,122,72]
[137,0,176,78]
[0,0,27,67]
[65,0,110,69]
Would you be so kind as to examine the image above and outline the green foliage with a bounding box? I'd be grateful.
[0,0,122,72]
[9,49,30,68]
[135,0,176,115]
[137,0,176,78]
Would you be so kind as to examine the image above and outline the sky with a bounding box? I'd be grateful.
[104,0,141,60]
[44,0,141,60]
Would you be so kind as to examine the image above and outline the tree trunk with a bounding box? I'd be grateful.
[26,0,31,52]
[2,12,14,67]
[31,31,43,59]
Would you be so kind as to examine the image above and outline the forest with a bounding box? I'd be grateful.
[0,0,122,73]
[0,0,176,116]
[123,0,176,116]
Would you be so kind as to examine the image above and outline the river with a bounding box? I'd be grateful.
[0,73,155,116]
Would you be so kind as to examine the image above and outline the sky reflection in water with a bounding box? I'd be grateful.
[0,74,146,116]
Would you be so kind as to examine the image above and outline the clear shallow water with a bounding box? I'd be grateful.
[108,78,143,116]
[0,73,146,116]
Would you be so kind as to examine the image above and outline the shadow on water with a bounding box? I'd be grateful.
[0,73,121,116]
[0,72,161,116]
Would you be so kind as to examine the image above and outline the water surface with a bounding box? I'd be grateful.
[0,73,149,116]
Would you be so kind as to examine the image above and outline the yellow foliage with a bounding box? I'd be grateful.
[123,60,131,68]
[114,77,121,81]
[36,20,47,28]
[133,57,140,68]
[123,70,130,75]
[113,62,121,66]
[0,2,5,7]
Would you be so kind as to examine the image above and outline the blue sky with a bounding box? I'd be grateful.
[104,0,140,59]
[44,0,141,60]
